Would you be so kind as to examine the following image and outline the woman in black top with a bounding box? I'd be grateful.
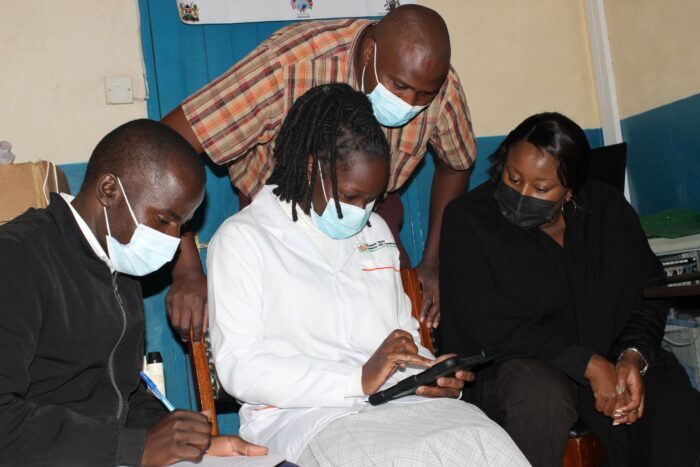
[439,112,700,467]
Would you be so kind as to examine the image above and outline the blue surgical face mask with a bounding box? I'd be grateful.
[310,162,375,239]
[362,42,428,128]
[104,177,181,276]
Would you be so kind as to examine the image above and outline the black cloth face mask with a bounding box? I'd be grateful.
[493,182,559,229]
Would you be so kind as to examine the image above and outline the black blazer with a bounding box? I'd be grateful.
[439,181,668,385]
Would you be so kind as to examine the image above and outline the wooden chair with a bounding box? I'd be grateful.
[564,421,605,467]
[188,268,604,466]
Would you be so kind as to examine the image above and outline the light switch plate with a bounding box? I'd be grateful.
[105,77,134,104]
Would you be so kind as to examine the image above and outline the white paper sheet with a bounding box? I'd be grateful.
[170,454,286,466]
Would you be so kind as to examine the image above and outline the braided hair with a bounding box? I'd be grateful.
[268,83,389,221]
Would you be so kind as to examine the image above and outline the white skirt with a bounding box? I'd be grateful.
[295,398,529,466]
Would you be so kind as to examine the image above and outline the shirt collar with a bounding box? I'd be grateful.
[59,193,115,272]
[272,187,325,233]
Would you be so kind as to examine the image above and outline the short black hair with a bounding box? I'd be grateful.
[267,83,389,221]
[82,119,204,191]
[376,4,451,63]
[489,112,591,193]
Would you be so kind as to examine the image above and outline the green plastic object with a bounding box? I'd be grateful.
[641,208,700,239]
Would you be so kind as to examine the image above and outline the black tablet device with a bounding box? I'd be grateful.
[368,349,495,406]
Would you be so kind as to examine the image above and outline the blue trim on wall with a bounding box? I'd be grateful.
[622,93,700,216]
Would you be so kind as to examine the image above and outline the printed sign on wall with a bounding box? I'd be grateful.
[176,0,415,25]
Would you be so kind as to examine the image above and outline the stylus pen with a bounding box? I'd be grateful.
[140,371,175,412]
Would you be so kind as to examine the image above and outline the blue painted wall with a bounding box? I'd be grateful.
[139,0,294,120]
[623,93,700,216]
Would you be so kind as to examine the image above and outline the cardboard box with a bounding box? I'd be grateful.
[0,161,70,225]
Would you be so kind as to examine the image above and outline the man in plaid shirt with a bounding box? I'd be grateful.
[163,5,476,342]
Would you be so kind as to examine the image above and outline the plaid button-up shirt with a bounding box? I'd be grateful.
[183,18,476,198]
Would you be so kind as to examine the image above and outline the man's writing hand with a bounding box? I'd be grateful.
[142,410,212,466]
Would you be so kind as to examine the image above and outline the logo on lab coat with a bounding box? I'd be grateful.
[358,240,397,253]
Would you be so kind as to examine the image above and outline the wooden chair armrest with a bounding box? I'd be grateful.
[400,268,434,354]
[187,327,219,435]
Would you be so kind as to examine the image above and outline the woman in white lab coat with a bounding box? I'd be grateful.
[207,84,528,466]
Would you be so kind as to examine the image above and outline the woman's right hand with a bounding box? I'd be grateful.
[585,353,624,418]
[362,329,432,395]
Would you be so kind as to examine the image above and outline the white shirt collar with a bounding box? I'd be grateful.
[59,193,115,272]
[270,187,338,264]
[273,188,322,232]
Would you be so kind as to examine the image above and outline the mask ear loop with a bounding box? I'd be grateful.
[372,42,380,85]
[317,160,347,220]
[104,177,138,239]
[361,65,366,93]
[115,177,139,226]
[360,42,378,94]
[104,206,113,237]
[317,160,330,204]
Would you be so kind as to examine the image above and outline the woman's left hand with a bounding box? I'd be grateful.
[415,354,473,398]
[612,355,645,425]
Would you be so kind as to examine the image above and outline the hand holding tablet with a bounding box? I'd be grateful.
[368,349,496,405]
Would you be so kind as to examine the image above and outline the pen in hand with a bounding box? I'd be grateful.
[140,371,175,412]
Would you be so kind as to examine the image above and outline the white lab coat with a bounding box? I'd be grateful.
[207,186,433,461]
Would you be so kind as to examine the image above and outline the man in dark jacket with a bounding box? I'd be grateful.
[0,120,266,466]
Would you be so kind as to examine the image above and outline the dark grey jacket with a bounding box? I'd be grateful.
[0,194,166,466]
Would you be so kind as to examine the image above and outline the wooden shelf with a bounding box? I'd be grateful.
[643,284,700,298]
